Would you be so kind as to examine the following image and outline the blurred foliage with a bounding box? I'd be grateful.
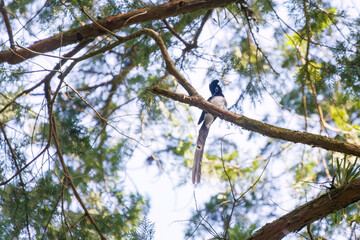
[1,0,360,239]
[127,217,155,240]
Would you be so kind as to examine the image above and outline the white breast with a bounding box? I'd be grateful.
[203,96,227,128]
[209,96,227,109]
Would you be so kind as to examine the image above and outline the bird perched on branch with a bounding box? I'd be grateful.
[192,80,227,184]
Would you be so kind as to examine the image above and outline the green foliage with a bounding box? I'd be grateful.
[231,39,268,76]
[127,217,155,240]
[330,105,352,131]
[186,192,232,239]
[229,222,257,239]
[308,8,337,38]
[279,85,317,115]
[0,94,17,123]
[0,174,62,239]
[294,156,317,185]
[186,191,259,239]
[7,0,35,15]
[1,0,360,239]
[333,155,360,187]
[55,111,92,158]
[333,42,360,97]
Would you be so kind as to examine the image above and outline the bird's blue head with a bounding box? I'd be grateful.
[209,80,222,96]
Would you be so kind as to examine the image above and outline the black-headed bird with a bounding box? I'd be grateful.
[192,80,227,184]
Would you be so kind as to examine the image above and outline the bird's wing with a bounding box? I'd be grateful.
[198,95,214,125]
[198,111,205,125]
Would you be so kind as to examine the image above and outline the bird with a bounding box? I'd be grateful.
[192,80,227,184]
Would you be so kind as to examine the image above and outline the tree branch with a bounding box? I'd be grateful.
[48,96,107,239]
[0,0,242,64]
[303,0,325,132]
[0,143,50,186]
[0,0,15,49]
[248,178,360,240]
[79,8,199,96]
[0,123,24,183]
[240,2,279,75]
[163,9,212,53]
[50,116,107,239]
[140,28,199,96]
[162,19,189,46]
[191,10,212,47]
[0,39,91,115]
[147,87,360,157]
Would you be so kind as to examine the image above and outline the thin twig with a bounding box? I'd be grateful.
[220,134,236,239]
[190,192,224,239]
[302,0,325,132]
[0,0,15,49]
[240,2,279,75]
[63,80,144,145]
[63,81,107,122]
[220,134,236,200]
[81,7,199,96]
[162,19,189,46]
[0,123,24,183]
[1,122,33,238]
[0,143,50,186]
[191,10,212,47]
[11,0,48,40]
[0,40,91,115]
[41,193,63,239]
[301,84,308,130]
[265,0,351,53]
[320,151,332,181]
[61,180,74,239]
[307,223,314,240]
[16,43,77,60]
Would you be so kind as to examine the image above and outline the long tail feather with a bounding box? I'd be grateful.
[192,124,210,184]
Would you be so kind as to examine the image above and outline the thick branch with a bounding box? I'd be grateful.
[148,87,360,157]
[140,28,198,96]
[0,0,241,64]
[248,178,360,240]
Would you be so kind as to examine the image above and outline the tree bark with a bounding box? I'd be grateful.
[0,0,241,64]
[248,178,360,240]
[148,87,360,157]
